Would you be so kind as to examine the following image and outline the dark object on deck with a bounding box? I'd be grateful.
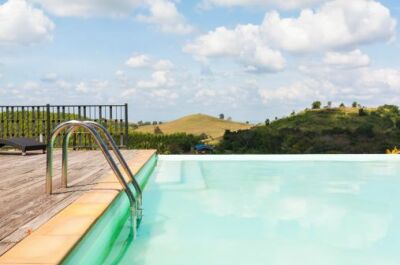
[195,144,213,153]
[0,138,46,155]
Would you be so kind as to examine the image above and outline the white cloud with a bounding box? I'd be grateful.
[359,68,400,91]
[0,0,54,45]
[75,80,109,93]
[184,25,285,72]
[32,0,141,17]
[192,85,250,108]
[259,65,400,107]
[259,79,329,103]
[185,0,396,71]
[137,0,193,34]
[323,49,370,68]
[115,70,125,77]
[126,54,174,70]
[137,70,174,88]
[150,89,178,100]
[32,0,193,35]
[200,0,326,10]
[262,0,396,53]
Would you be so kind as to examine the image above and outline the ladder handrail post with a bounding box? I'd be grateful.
[46,121,75,194]
[62,126,78,188]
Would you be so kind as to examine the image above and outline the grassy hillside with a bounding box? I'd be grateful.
[218,105,400,154]
[134,114,252,141]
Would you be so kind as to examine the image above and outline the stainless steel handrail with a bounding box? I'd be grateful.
[46,120,142,229]
[61,121,142,209]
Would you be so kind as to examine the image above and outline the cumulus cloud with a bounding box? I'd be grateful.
[259,79,330,103]
[262,0,396,53]
[32,0,193,34]
[183,25,285,72]
[75,80,109,93]
[323,49,370,68]
[259,65,400,107]
[32,0,141,17]
[150,89,178,100]
[185,0,395,72]
[200,0,326,10]
[126,54,174,70]
[0,0,54,45]
[359,68,400,91]
[136,0,193,34]
[136,70,174,88]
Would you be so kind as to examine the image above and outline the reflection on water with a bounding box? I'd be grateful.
[112,159,400,265]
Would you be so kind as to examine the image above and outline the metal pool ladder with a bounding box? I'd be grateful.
[46,120,143,229]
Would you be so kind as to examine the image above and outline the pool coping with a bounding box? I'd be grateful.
[159,154,400,161]
[0,150,157,265]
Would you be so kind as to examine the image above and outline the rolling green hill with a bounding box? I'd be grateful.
[134,114,252,142]
[217,105,400,154]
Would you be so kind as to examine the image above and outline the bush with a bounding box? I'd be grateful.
[127,132,202,154]
[354,124,374,137]
[154,126,163,134]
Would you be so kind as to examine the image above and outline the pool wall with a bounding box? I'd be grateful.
[61,154,158,265]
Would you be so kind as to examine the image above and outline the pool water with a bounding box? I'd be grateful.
[80,155,400,265]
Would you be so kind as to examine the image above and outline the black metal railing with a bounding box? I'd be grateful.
[0,104,129,148]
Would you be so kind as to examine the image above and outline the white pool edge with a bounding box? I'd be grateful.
[159,154,400,161]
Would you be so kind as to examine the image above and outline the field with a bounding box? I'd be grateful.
[134,114,252,142]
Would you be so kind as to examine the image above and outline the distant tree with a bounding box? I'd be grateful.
[358,108,367,116]
[199,133,208,140]
[154,126,163,134]
[327,101,332,108]
[246,121,249,124]
[274,117,278,121]
[144,121,151,125]
[227,116,232,121]
[159,121,163,124]
[138,120,143,126]
[312,101,322,109]
[219,113,225,120]
[352,101,358,108]
[265,119,270,126]
[291,110,295,116]
[152,121,158,125]
[339,103,345,108]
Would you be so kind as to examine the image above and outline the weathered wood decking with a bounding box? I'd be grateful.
[0,150,151,256]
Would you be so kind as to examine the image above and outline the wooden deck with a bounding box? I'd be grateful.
[0,150,151,256]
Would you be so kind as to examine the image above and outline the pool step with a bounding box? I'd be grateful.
[151,160,206,190]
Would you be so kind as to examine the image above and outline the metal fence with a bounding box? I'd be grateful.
[0,104,129,148]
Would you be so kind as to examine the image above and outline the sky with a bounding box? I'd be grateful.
[0,0,399,123]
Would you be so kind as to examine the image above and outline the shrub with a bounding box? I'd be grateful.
[154,126,163,134]
[127,132,202,154]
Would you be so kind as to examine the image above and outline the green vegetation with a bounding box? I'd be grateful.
[126,132,201,154]
[217,105,400,154]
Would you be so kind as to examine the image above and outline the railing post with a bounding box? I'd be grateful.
[124,103,129,148]
[46,104,51,143]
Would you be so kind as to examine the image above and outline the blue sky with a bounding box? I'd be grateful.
[0,0,399,122]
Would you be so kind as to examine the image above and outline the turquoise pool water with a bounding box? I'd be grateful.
[66,155,400,265]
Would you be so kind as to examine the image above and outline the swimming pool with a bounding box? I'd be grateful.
[64,155,400,265]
